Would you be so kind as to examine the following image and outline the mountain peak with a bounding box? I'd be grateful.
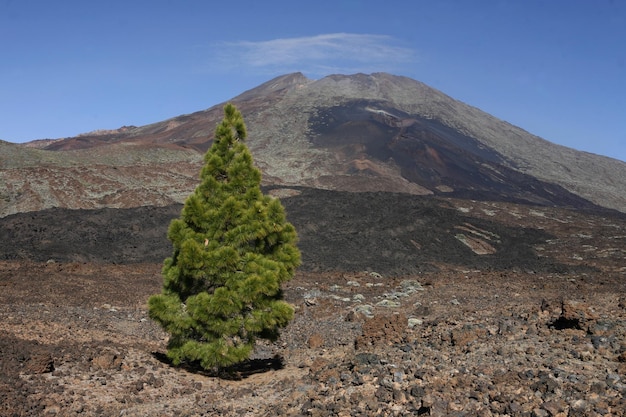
[234,72,311,101]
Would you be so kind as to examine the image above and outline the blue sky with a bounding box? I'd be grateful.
[1,0,625,162]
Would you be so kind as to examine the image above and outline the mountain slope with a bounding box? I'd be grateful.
[243,73,626,212]
[1,72,625,217]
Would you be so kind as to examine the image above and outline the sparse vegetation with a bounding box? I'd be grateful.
[148,104,300,370]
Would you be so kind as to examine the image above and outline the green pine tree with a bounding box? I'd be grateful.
[148,103,301,370]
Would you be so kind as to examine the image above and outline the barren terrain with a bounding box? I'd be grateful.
[1,190,626,416]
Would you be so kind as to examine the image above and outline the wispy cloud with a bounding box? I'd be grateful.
[209,33,417,76]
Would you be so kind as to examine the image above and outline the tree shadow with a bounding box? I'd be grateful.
[152,351,284,380]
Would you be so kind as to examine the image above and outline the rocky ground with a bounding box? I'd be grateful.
[1,191,626,416]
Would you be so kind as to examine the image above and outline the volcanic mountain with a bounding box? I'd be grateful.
[2,72,625,218]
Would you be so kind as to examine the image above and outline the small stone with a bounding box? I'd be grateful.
[552,300,598,330]
[589,320,615,336]
[421,394,434,408]
[409,385,425,399]
[399,344,412,352]
[375,385,392,402]
[399,280,424,293]
[345,310,358,322]
[606,373,620,387]
[570,399,588,412]
[353,352,380,365]
[393,371,404,383]
[340,372,353,382]
[134,381,145,392]
[541,400,566,415]
[408,318,423,329]
[590,380,607,394]
[376,299,401,308]
[392,388,406,403]
[91,351,122,371]
[307,333,324,349]
[25,353,55,374]
[353,304,374,318]
[450,325,486,347]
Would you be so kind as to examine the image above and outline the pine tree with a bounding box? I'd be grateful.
[148,103,301,370]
